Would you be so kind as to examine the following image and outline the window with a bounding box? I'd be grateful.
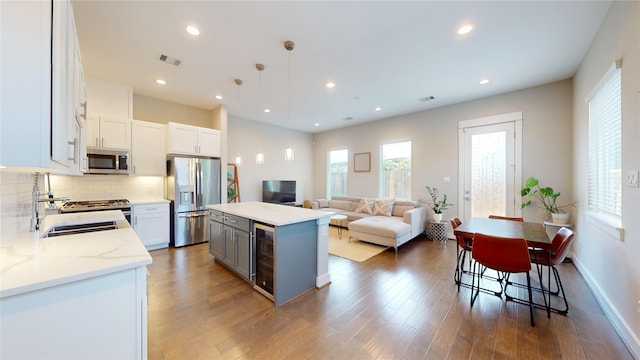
[380,141,411,200]
[328,149,348,197]
[588,61,621,217]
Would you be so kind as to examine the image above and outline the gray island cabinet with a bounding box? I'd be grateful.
[207,202,333,307]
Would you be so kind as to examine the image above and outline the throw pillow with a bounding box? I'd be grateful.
[355,198,375,214]
[317,199,328,208]
[373,199,394,216]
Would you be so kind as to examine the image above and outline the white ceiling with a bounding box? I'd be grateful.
[72,1,611,133]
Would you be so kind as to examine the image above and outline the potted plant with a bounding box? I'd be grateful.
[520,177,570,224]
[424,186,453,222]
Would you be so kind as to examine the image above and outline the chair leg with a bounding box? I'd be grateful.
[470,260,479,306]
[552,266,570,314]
[526,272,535,327]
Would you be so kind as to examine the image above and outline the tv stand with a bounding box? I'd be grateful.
[282,202,303,207]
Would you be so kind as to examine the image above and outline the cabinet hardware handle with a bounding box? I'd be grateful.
[67,138,77,162]
[95,137,99,146]
[135,216,138,226]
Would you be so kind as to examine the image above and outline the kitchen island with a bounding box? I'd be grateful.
[0,211,152,359]
[207,202,333,306]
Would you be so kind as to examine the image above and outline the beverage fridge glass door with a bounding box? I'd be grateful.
[174,210,209,247]
[254,223,275,301]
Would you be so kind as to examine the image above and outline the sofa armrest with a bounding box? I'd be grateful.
[404,207,427,235]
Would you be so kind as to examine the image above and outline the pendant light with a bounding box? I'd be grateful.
[256,63,266,164]
[284,40,295,161]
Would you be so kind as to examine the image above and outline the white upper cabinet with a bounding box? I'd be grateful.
[86,115,131,150]
[0,0,84,173]
[131,120,166,176]
[167,122,220,157]
[85,78,132,119]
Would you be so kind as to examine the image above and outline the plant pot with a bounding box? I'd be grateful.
[432,213,443,222]
[551,212,570,224]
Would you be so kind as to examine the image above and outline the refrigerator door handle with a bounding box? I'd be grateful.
[178,212,208,218]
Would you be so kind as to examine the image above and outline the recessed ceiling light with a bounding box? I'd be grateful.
[186,26,200,36]
[264,108,271,113]
[156,79,166,85]
[326,81,335,88]
[375,107,382,112]
[458,24,473,35]
[314,123,320,127]
[215,95,223,100]
[479,79,490,85]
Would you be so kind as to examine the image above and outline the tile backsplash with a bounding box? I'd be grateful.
[1,172,164,239]
[1,172,42,238]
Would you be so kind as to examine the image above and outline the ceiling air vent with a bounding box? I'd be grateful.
[157,53,182,66]
[420,96,435,102]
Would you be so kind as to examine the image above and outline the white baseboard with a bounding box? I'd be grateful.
[572,255,640,358]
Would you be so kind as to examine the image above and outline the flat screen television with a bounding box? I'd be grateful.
[262,180,296,204]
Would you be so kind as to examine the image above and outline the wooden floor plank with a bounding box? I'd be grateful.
[145,237,633,359]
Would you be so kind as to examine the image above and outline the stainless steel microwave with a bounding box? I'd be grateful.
[86,148,130,175]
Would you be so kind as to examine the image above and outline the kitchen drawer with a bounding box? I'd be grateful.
[209,210,224,223]
[224,214,251,232]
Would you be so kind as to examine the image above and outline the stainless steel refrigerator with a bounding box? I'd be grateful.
[166,156,221,247]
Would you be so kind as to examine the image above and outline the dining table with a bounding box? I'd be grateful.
[453,217,554,315]
[453,217,551,247]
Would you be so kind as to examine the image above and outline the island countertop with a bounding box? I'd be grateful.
[206,201,334,226]
[0,211,152,299]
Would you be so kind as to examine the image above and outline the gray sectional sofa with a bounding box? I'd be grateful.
[311,196,427,254]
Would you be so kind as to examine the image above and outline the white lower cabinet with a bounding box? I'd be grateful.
[0,266,148,360]
[132,202,169,250]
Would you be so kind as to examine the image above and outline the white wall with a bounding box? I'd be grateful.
[226,115,314,204]
[312,79,574,222]
[572,1,640,356]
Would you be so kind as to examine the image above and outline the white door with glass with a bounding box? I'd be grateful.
[459,112,522,219]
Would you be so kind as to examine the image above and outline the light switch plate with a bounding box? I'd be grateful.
[627,170,639,187]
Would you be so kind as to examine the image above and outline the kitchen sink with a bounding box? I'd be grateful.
[43,221,119,238]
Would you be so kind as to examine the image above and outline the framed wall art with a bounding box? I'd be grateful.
[354,152,371,172]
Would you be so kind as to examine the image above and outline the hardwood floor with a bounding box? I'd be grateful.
[146,235,633,359]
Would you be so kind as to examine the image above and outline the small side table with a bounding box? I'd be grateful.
[425,221,449,244]
[330,214,347,239]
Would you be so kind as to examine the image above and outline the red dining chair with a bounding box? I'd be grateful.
[528,227,574,317]
[451,217,472,291]
[471,233,535,326]
[488,215,524,222]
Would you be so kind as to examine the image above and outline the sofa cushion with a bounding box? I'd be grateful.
[392,200,417,217]
[317,199,329,208]
[373,199,394,216]
[329,199,354,211]
[355,198,375,214]
[349,216,411,239]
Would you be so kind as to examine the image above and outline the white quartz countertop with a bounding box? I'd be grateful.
[1,211,152,299]
[207,202,334,226]
[128,198,170,205]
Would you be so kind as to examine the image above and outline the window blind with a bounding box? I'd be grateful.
[588,63,621,216]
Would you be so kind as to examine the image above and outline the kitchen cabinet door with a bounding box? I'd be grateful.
[0,0,83,174]
[167,122,220,156]
[222,227,236,268]
[100,117,131,149]
[197,128,221,157]
[86,115,131,150]
[234,229,252,280]
[209,218,224,259]
[131,120,165,176]
[132,203,169,250]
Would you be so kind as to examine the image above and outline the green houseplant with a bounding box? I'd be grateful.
[521,177,569,223]
[424,186,454,222]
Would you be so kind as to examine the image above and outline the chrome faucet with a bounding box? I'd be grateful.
[30,173,70,231]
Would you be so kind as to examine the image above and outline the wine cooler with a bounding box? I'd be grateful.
[254,223,275,301]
